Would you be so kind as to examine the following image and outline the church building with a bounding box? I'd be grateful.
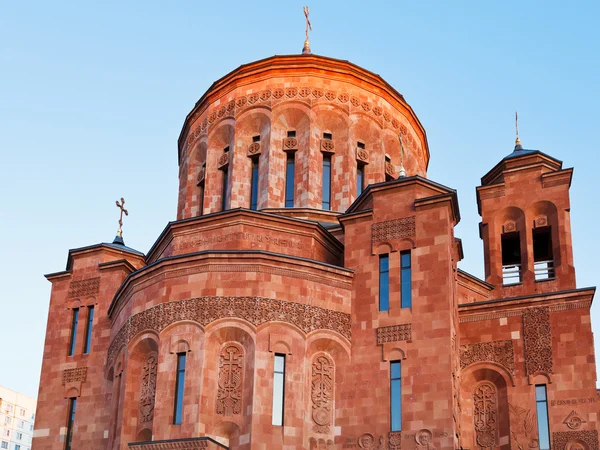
[33,44,598,450]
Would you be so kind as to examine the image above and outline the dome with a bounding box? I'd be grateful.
[176,54,430,222]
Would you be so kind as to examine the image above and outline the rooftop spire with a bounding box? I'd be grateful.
[398,133,407,178]
[114,197,128,245]
[515,111,522,149]
[302,6,312,55]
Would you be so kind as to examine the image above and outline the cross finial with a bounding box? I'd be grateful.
[115,197,128,238]
[515,111,521,146]
[302,6,312,54]
[398,133,407,178]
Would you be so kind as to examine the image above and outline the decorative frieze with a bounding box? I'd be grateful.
[523,307,553,376]
[107,296,351,367]
[62,367,87,385]
[459,340,515,375]
[68,277,100,298]
[216,343,244,416]
[377,324,411,344]
[371,217,416,244]
[129,438,216,449]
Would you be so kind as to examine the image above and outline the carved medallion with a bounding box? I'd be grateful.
[139,352,158,424]
[473,381,498,449]
[311,354,334,433]
[216,343,244,415]
[389,431,402,450]
[358,433,375,449]
[563,411,587,430]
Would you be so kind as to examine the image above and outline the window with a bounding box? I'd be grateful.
[19,409,24,416]
[65,398,76,450]
[14,445,19,450]
[533,226,555,280]
[323,132,332,140]
[83,306,94,354]
[221,167,229,212]
[198,163,205,216]
[535,385,550,450]
[501,231,522,285]
[68,309,79,356]
[29,425,33,431]
[250,158,259,210]
[285,152,295,208]
[379,255,389,312]
[18,421,23,428]
[5,417,10,424]
[322,154,332,210]
[357,163,365,197]
[400,251,412,308]
[287,130,296,138]
[173,353,186,425]
[1,442,6,449]
[16,432,22,440]
[271,354,286,426]
[390,361,402,431]
[252,135,260,142]
[2,430,7,437]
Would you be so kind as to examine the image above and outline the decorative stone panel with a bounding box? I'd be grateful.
[563,410,587,430]
[68,277,100,298]
[388,432,402,450]
[459,340,515,375]
[62,367,87,385]
[553,430,599,450]
[216,342,244,416]
[473,381,498,448]
[377,324,411,344]
[356,147,369,164]
[311,353,334,434]
[502,220,516,233]
[128,437,226,449]
[534,215,548,228]
[371,217,416,244]
[283,137,298,151]
[523,307,553,377]
[217,152,230,169]
[385,161,395,178]
[247,142,261,157]
[107,296,351,367]
[320,139,335,154]
[139,352,158,425]
[197,167,205,185]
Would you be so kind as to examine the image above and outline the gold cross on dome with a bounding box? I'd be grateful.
[115,197,128,237]
[515,111,521,145]
[304,6,312,41]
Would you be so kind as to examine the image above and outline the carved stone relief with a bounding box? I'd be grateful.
[62,367,87,385]
[68,277,100,298]
[473,381,498,449]
[216,342,244,415]
[107,296,351,368]
[388,432,402,450]
[553,431,599,450]
[377,324,411,344]
[311,354,334,433]
[139,351,158,424]
[523,307,553,376]
[508,404,538,450]
[459,340,515,375]
[563,411,587,430]
[371,217,416,244]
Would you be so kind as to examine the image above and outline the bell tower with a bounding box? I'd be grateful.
[476,135,576,297]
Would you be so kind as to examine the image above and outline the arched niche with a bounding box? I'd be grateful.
[206,121,235,213]
[528,200,561,276]
[349,113,384,197]
[493,206,528,285]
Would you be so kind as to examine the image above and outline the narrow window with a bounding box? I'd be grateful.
[501,232,522,285]
[357,163,365,197]
[323,132,333,140]
[83,306,94,354]
[272,353,286,426]
[400,251,412,308]
[287,130,296,138]
[535,385,550,450]
[250,158,259,210]
[198,179,205,216]
[173,353,186,425]
[252,135,261,142]
[221,168,228,211]
[390,361,402,431]
[65,398,76,450]
[379,255,389,312]
[322,154,332,210]
[68,309,79,356]
[285,153,295,208]
[533,226,554,280]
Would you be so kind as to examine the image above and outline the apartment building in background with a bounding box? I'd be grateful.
[0,386,35,450]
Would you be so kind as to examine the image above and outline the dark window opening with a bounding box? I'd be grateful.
[401,251,412,308]
[221,168,228,211]
[285,153,295,208]
[65,398,76,450]
[501,232,522,285]
[287,130,296,138]
[83,306,94,354]
[357,141,365,149]
[252,135,260,142]
[68,309,79,356]
[198,180,205,216]
[322,155,332,210]
[357,164,365,197]
[390,361,402,431]
[533,226,555,280]
[250,158,259,210]
[323,132,332,140]
[173,353,186,425]
[223,146,230,153]
[379,255,389,312]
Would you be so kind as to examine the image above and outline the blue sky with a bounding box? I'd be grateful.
[1,1,599,398]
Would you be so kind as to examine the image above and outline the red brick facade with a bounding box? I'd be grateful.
[34,55,598,450]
